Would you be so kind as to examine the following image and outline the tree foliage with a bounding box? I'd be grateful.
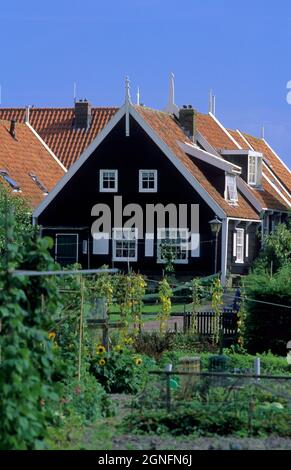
[0,211,61,449]
[0,183,33,251]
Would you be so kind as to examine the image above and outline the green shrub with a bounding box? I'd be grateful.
[124,401,291,437]
[90,346,155,394]
[134,331,173,359]
[58,375,112,422]
[244,264,291,355]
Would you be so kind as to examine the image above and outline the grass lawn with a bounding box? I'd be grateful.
[108,302,194,323]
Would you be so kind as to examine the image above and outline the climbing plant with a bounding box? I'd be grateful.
[191,278,202,334]
[157,278,173,333]
[0,212,61,449]
[211,277,223,345]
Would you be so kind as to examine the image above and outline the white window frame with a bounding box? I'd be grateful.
[235,228,244,264]
[55,233,79,263]
[248,155,262,186]
[157,228,189,264]
[112,227,138,262]
[225,173,238,204]
[139,169,157,192]
[100,169,118,192]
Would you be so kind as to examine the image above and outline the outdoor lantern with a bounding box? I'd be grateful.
[209,217,222,236]
[209,217,222,274]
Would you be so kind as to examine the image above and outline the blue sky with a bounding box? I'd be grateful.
[1,0,291,166]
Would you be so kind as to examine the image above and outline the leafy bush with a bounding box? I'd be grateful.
[90,346,155,394]
[134,331,174,359]
[244,264,291,355]
[0,227,61,449]
[57,375,112,423]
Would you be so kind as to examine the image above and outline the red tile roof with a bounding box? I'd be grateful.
[0,107,118,169]
[227,129,250,149]
[0,105,289,215]
[136,107,259,220]
[196,113,238,150]
[0,120,65,208]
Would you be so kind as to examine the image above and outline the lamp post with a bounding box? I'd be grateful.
[209,217,222,274]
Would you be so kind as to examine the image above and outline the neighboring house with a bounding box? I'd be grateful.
[0,119,65,208]
[0,79,290,283]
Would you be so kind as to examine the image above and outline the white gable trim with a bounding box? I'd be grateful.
[208,113,241,149]
[130,106,226,218]
[236,130,254,150]
[263,173,291,208]
[180,141,241,174]
[263,138,291,175]
[196,130,221,158]
[26,122,67,173]
[33,105,126,220]
[34,103,226,221]
[263,162,291,199]
[236,177,263,213]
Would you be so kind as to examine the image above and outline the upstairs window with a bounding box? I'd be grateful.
[139,170,157,192]
[0,169,21,192]
[29,172,48,194]
[248,155,262,186]
[100,169,118,192]
[225,174,238,204]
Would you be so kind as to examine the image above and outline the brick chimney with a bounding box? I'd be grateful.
[10,120,17,139]
[74,99,92,129]
[179,105,196,141]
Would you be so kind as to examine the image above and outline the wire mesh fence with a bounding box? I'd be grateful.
[135,370,291,414]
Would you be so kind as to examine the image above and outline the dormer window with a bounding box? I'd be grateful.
[248,154,262,186]
[225,174,238,204]
[0,169,21,192]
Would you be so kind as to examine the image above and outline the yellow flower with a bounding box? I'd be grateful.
[48,332,56,341]
[96,344,106,355]
[99,358,106,366]
[134,357,142,366]
[114,345,124,353]
[124,337,133,345]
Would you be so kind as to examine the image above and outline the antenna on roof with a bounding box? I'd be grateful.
[164,72,179,117]
[261,125,265,140]
[125,76,131,137]
[137,86,140,105]
[25,105,31,124]
[209,90,216,115]
[73,82,77,103]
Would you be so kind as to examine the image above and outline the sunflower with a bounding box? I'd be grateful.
[96,344,106,355]
[48,332,56,341]
[99,358,106,366]
[134,358,142,366]
[114,345,124,354]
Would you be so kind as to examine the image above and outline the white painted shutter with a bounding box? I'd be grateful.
[245,233,249,258]
[92,234,109,255]
[191,233,200,257]
[145,233,154,257]
[233,232,237,257]
[82,240,88,255]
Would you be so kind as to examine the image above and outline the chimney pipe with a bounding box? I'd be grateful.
[10,120,16,139]
[74,99,92,129]
[179,106,197,142]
